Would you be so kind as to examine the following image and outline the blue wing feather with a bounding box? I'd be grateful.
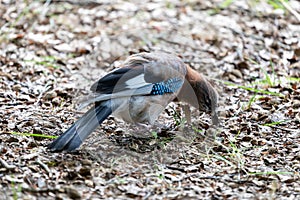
[150,77,184,95]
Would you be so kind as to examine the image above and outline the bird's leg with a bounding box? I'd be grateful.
[134,122,151,130]
[127,121,176,138]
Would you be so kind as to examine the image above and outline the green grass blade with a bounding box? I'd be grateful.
[220,80,284,97]
[9,131,57,139]
[249,171,294,175]
[262,120,289,126]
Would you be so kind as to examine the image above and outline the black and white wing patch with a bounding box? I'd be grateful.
[78,66,153,109]
[90,67,147,94]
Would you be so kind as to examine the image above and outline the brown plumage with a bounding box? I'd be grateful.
[178,66,219,125]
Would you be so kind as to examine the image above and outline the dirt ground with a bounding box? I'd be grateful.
[0,0,300,199]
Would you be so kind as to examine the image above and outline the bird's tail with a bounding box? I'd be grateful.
[48,100,113,152]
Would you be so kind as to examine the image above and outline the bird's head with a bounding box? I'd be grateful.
[193,78,219,125]
[178,66,219,126]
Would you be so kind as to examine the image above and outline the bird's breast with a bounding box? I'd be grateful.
[112,94,176,124]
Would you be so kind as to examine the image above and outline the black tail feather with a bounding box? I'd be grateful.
[48,101,112,152]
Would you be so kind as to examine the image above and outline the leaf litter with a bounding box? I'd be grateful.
[0,0,300,199]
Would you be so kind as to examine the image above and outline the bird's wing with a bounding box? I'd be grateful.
[90,66,152,94]
[78,52,187,109]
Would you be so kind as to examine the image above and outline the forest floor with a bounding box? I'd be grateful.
[0,0,300,199]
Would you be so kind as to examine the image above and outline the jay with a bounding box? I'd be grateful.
[48,52,218,152]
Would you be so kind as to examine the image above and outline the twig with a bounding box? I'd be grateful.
[166,165,185,172]
[34,82,51,106]
[267,126,300,133]
[22,187,58,193]
[0,157,16,170]
[51,0,103,6]
[280,0,300,22]
[36,158,51,174]
[157,36,209,52]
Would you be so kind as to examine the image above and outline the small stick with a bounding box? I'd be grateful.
[280,0,300,22]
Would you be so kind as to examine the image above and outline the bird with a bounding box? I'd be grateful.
[48,52,218,152]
